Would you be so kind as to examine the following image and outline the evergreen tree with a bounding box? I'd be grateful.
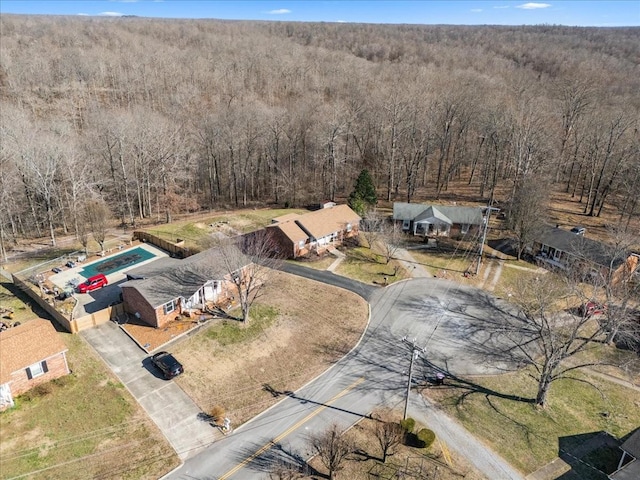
[348,169,377,216]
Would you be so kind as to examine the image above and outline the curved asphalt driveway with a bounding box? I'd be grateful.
[167,271,524,480]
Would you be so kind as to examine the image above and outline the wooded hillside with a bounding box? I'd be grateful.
[0,15,638,256]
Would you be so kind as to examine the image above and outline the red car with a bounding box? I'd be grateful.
[77,273,108,293]
[581,301,607,317]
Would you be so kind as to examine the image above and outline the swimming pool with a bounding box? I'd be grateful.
[80,246,157,278]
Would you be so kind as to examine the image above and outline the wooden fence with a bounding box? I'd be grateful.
[11,274,124,334]
[132,231,194,258]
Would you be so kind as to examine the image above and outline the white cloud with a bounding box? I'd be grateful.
[471,8,483,12]
[516,3,551,9]
[77,13,89,16]
[100,11,124,16]
[267,9,291,15]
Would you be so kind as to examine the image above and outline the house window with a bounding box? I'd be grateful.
[402,220,410,230]
[461,224,470,234]
[346,223,352,232]
[163,300,176,314]
[27,361,48,379]
[298,240,305,249]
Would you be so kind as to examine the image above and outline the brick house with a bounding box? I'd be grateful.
[267,204,361,259]
[120,245,251,328]
[392,202,484,237]
[0,319,70,410]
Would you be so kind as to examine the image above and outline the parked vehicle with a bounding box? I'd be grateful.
[581,301,607,317]
[570,226,586,235]
[77,273,108,293]
[52,267,62,274]
[65,260,76,268]
[151,352,184,379]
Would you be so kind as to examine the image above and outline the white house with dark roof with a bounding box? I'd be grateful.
[392,202,484,237]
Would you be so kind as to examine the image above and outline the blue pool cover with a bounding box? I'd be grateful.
[81,246,157,277]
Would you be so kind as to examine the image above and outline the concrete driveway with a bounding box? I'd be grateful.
[81,321,218,460]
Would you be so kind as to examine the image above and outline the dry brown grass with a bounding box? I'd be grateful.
[173,270,370,426]
[305,413,484,480]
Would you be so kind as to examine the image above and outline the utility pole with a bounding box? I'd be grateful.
[475,205,500,275]
[402,337,425,420]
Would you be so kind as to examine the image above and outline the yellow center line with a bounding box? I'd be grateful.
[218,377,365,480]
[438,437,453,466]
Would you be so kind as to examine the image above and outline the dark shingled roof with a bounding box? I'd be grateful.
[536,226,621,268]
[120,246,250,308]
[393,202,484,226]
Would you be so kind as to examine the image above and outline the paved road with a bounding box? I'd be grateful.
[167,275,524,480]
[81,322,218,460]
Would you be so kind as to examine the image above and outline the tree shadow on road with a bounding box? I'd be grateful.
[230,440,323,478]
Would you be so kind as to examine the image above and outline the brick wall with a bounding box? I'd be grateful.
[122,286,163,328]
[9,352,70,397]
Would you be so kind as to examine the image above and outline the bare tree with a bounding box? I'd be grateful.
[360,209,384,250]
[308,423,353,480]
[508,271,638,407]
[208,230,282,323]
[507,174,550,260]
[85,199,111,252]
[378,221,402,265]
[371,409,403,463]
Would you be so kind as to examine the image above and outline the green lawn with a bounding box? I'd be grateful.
[408,249,474,276]
[427,366,640,476]
[144,208,307,251]
[335,246,409,285]
[0,333,179,479]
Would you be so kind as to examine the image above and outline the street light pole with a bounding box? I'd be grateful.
[402,337,424,420]
[476,206,500,276]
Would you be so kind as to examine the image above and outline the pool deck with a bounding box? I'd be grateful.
[49,243,169,291]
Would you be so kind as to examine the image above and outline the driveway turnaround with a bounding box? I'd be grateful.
[81,321,218,460]
[167,276,525,479]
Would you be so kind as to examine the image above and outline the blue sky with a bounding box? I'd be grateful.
[1,1,638,26]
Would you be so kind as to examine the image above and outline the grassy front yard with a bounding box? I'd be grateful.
[0,333,179,479]
[425,365,640,476]
[335,246,410,285]
[172,270,370,426]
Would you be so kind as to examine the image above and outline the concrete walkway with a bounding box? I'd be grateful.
[81,321,219,460]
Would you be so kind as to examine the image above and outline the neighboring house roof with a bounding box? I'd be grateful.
[272,205,361,242]
[0,320,67,384]
[536,226,621,268]
[293,204,361,239]
[611,429,640,480]
[268,220,308,244]
[120,245,250,308]
[272,213,302,223]
[415,206,453,225]
[621,429,640,460]
[393,202,484,226]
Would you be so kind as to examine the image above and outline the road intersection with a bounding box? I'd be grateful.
[166,266,524,480]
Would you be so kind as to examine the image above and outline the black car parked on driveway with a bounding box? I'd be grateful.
[151,352,184,379]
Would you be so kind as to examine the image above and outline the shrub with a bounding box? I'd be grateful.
[209,405,225,423]
[400,417,415,433]
[417,428,436,449]
[20,382,53,402]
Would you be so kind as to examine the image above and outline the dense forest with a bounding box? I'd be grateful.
[0,15,638,258]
